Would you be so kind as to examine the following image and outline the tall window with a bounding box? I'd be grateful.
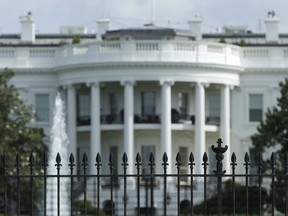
[179,147,188,182]
[77,94,90,125]
[178,93,188,118]
[109,93,118,115]
[35,94,50,122]
[249,94,263,122]
[141,145,155,180]
[207,93,220,125]
[141,91,156,116]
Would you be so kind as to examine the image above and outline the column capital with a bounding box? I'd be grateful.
[221,84,234,90]
[86,81,100,88]
[190,82,210,88]
[121,80,135,86]
[159,79,174,86]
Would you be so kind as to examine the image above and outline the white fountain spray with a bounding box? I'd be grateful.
[46,93,70,216]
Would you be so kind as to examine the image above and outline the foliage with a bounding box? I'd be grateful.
[194,180,268,215]
[239,39,246,46]
[219,37,226,43]
[73,199,106,215]
[72,35,81,44]
[251,78,288,213]
[0,68,46,213]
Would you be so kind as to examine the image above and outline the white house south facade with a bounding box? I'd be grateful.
[0,11,286,214]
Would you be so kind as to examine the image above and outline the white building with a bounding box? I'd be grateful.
[1,11,286,213]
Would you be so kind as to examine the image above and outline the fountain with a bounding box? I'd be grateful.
[46,92,70,215]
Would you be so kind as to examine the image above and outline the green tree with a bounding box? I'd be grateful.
[251,78,288,213]
[0,68,46,213]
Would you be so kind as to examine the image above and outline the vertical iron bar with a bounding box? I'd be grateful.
[96,153,102,216]
[231,153,237,216]
[122,153,128,216]
[82,153,88,216]
[55,153,62,216]
[109,153,114,216]
[188,153,195,216]
[176,153,182,216]
[244,153,250,216]
[271,153,276,216]
[16,154,21,216]
[135,153,141,216]
[149,153,155,216]
[202,153,208,216]
[29,153,35,216]
[285,151,288,216]
[69,154,75,216]
[257,153,262,216]
[2,154,8,216]
[42,153,48,216]
[162,153,168,216]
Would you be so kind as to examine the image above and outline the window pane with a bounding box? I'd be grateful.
[109,93,118,115]
[141,145,155,180]
[208,93,220,117]
[249,94,262,109]
[249,94,263,122]
[179,147,188,181]
[77,94,90,118]
[178,93,188,115]
[35,94,49,122]
[141,91,155,116]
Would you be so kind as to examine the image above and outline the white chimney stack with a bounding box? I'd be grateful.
[96,18,110,41]
[264,11,279,43]
[20,12,35,43]
[188,14,202,41]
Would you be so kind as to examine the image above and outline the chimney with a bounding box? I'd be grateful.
[20,12,35,43]
[188,14,202,41]
[264,11,279,43]
[96,18,110,41]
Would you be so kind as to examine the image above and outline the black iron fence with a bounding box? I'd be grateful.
[0,138,288,216]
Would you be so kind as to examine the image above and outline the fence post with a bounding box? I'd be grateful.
[211,138,228,216]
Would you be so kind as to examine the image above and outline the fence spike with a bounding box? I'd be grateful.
[136,152,141,163]
[69,153,75,164]
[56,153,61,164]
[270,152,277,172]
[202,152,208,163]
[42,152,48,168]
[96,153,102,166]
[149,152,155,170]
[231,152,237,163]
[162,152,168,163]
[188,152,195,167]
[29,153,35,164]
[244,152,250,165]
[175,152,182,168]
[69,153,76,173]
[109,152,114,168]
[82,153,88,174]
[122,153,128,169]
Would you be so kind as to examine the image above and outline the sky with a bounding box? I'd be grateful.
[1,0,288,34]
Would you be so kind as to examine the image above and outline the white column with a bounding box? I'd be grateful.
[160,80,174,174]
[89,82,101,174]
[122,80,135,175]
[67,84,77,163]
[220,84,231,173]
[195,82,206,174]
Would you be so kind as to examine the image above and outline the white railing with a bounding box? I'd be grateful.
[0,41,248,68]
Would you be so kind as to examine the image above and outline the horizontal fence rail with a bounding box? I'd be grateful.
[0,138,288,216]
